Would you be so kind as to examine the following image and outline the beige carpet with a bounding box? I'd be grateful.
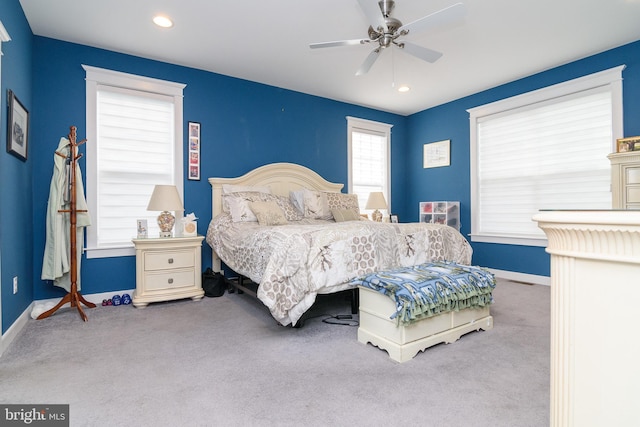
[0,278,549,427]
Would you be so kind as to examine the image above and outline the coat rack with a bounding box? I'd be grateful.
[38,126,96,321]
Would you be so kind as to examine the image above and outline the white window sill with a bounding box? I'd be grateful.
[85,245,135,259]
[469,234,548,247]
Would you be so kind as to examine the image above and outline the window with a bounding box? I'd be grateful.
[84,65,186,258]
[347,117,392,216]
[468,66,624,246]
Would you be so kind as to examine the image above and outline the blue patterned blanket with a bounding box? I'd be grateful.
[351,261,496,325]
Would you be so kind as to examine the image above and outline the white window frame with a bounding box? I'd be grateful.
[468,65,625,246]
[83,65,186,258]
[0,20,10,346]
[347,116,392,215]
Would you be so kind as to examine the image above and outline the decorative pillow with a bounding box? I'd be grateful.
[276,194,304,221]
[289,189,306,214]
[325,192,360,215]
[250,201,288,226]
[332,209,361,222]
[223,191,303,222]
[222,184,271,194]
[302,189,332,220]
[225,195,258,222]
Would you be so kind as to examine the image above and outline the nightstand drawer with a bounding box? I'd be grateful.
[144,250,194,271]
[144,269,195,291]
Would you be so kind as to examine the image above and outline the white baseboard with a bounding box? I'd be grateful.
[489,268,550,286]
[0,301,34,358]
[0,289,134,358]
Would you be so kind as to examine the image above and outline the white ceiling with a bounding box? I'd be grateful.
[18,0,640,116]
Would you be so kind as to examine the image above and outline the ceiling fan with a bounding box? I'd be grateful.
[310,0,466,76]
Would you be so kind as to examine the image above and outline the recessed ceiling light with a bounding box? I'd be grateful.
[397,85,410,93]
[153,15,173,28]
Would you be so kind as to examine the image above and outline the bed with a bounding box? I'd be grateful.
[206,163,473,326]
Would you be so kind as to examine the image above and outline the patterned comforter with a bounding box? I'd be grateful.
[206,214,472,326]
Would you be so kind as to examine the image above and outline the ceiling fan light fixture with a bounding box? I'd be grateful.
[397,85,410,93]
[153,15,173,28]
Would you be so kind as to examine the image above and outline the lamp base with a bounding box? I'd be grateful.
[157,211,176,238]
[372,209,383,222]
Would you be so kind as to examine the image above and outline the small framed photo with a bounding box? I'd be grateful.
[6,90,29,161]
[617,136,640,153]
[423,140,450,168]
[188,121,201,181]
[390,214,399,223]
[136,219,148,238]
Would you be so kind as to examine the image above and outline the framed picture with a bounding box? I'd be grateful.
[616,136,640,153]
[136,219,148,238]
[423,140,450,168]
[188,121,201,180]
[6,90,29,161]
[390,214,399,223]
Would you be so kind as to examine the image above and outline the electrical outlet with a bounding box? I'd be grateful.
[13,276,18,294]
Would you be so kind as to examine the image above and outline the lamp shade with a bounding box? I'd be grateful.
[365,192,387,210]
[147,185,184,212]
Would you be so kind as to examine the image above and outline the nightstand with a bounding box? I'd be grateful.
[131,235,204,308]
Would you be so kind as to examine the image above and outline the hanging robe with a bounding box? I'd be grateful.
[41,137,91,292]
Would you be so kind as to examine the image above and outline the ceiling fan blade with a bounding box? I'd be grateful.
[355,48,382,76]
[398,2,466,36]
[310,39,369,49]
[357,0,388,33]
[399,41,443,63]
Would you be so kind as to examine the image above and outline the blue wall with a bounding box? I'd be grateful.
[406,40,640,277]
[0,1,33,333]
[2,0,640,334]
[30,37,408,302]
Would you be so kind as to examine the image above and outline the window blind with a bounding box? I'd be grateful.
[351,129,387,210]
[476,88,613,240]
[95,87,175,246]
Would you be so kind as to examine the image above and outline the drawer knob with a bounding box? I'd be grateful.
[168,278,174,284]
[168,258,174,264]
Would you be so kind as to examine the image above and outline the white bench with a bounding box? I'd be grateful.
[358,285,493,363]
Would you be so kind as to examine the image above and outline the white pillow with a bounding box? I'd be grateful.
[302,189,332,220]
[226,196,257,222]
[289,189,306,214]
[222,184,271,194]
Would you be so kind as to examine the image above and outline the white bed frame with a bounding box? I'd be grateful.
[209,163,493,346]
[208,162,343,272]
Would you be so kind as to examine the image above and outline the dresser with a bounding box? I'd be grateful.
[608,151,640,209]
[534,211,640,427]
[131,235,204,308]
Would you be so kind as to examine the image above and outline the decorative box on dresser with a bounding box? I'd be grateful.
[608,151,640,209]
[132,235,204,308]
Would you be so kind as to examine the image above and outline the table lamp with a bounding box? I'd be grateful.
[147,185,184,237]
[366,192,387,222]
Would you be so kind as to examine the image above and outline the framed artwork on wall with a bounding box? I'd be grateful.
[6,90,29,161]
[188,121,200,181]
[423,139,450,168]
